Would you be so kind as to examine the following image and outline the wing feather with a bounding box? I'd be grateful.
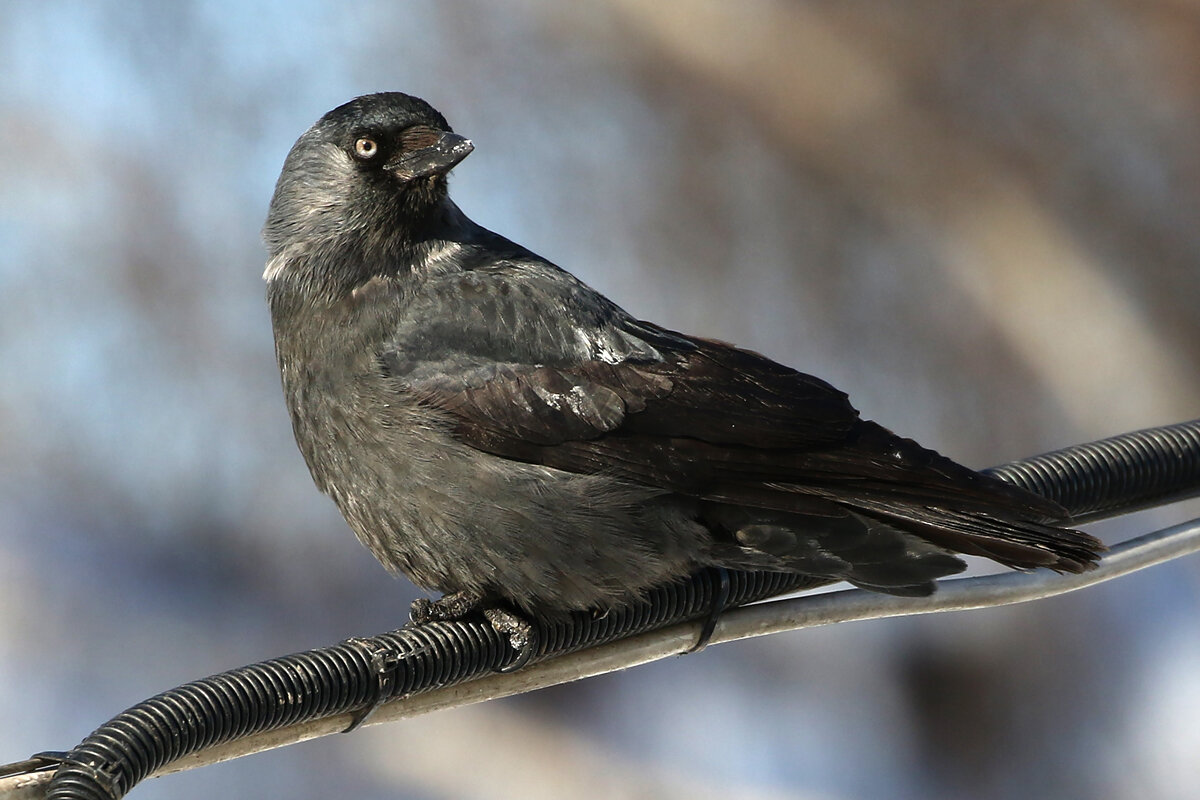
[377,268,1099,577]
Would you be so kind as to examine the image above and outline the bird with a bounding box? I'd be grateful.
[263,92,1102,653]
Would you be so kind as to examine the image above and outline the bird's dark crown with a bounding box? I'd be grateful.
[314,92,454,148]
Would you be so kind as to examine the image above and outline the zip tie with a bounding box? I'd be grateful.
[340,637,403,733]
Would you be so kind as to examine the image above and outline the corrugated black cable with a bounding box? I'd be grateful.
[984,419,1200,523]
[42,418,1200,800]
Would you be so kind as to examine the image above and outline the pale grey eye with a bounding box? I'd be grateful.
[354,137,379,159]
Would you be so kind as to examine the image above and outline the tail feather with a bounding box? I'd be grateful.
[849,500,1103,573]
[706,418,1106,590]
[813,420,1105,573]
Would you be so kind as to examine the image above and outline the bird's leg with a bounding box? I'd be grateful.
[409,592,540,673]
[409,590,483,624]
[688,567,732,654]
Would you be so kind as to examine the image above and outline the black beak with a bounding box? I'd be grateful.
[385,131,474,181]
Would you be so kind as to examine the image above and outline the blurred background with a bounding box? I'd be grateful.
[2,2,1200,798]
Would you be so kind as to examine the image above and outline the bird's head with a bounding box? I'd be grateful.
[263,93,473,284]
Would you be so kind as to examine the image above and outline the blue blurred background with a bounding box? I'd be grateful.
[3,2,1200,798]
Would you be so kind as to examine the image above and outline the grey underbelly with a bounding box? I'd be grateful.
[309,416,709,612]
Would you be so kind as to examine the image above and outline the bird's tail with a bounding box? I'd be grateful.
[828,421,1104,573]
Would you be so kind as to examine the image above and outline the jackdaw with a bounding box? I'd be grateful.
[264,92,1101,647]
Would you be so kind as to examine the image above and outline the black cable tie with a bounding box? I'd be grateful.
[341,637,404,733]
[342,639,400,733]
[54,755,120,800]
[689,567,732,654]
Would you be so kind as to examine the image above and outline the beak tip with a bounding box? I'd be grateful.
[387,131,475,180]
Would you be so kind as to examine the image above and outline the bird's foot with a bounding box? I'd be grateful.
[409,590,483,625]
[483,607,540,673]
[688,567,732,654]
[409,592,539,673]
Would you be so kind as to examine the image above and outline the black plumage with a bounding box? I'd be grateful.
[264,92,1102,623]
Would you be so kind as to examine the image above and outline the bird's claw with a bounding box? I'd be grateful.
[408,597,436,625]
[483,607,539,673]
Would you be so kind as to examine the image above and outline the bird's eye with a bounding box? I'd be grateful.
[354,137,380,160]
